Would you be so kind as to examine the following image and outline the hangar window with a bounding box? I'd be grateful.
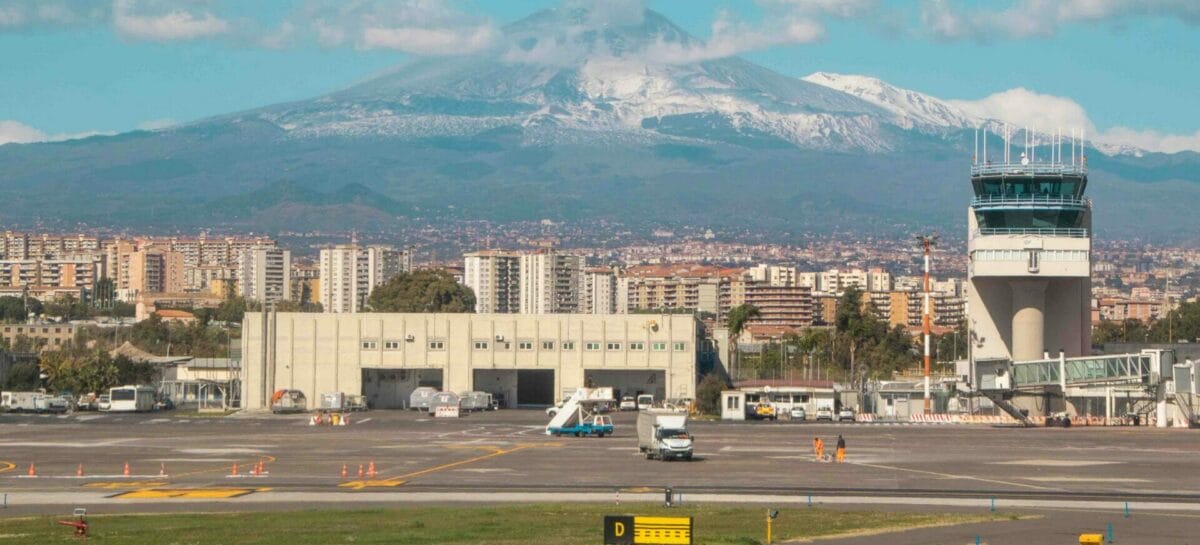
[518,341,533,350]
[585,342,601,351]
[383,341,401,350]
[428,340,445,350]
[673,342,687,351]
[629,342,645,351]
[473,340,490,350]
[361,340,378,350]
[652,342,667,351]
[606,342,622,351]
[541,340,555,350]
[561,341,576,350]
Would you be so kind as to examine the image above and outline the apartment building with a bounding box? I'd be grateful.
[238,246,292,304]
[0,257,104,300]
[0,232,102,260]
[463,250,521,314]
[519,250,583,314]
[620,264,736,317]
[745,264,798,287]
[741,283,813,329]
[319,245,409,313]
[581,267,618,315]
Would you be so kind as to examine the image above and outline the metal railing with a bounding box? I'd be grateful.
[971,195,1090,208]
[1012,353,1152,389]
[973,228,1088,238]
[971,162,1087,176]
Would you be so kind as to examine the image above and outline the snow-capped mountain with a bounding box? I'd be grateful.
[0,4,1195,240]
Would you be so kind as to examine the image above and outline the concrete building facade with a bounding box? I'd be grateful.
[239,246,292,304]
[319,245,409,313]
[463,251,521,314]
[242,312,700,411]
[518,250,583,314]
[581,267,618,315]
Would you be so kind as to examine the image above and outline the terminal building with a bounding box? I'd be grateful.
[241,312,702,411]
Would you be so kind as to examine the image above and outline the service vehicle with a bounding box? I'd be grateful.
[789,406,807,421]
[637,411,694,461]
[547,415,613,437]
[619,396,637,411]
[636,394,654,410]
[815,407,834,421]
[270,389,307,414]
[97,394,111,412]
[838,408,856,422]
[107,385,156,413]
[2,391,42,412]
[753,402,777,420]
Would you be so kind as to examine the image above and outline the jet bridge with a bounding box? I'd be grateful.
[974,349,1174,426]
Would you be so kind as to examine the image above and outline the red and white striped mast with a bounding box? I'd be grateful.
[917,234,938,414]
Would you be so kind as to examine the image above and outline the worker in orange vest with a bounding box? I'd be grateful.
[835,435,846,463]
[814,437,825,461]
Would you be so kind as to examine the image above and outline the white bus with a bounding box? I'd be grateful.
[107,385,157,413]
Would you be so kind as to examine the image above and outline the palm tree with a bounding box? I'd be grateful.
[726,304,761,381]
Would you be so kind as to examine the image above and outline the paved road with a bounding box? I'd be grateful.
[2,409,1198,542]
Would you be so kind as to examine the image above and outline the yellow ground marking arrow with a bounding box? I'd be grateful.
[84,481,168,489]
[339,443,557,490]
[113,487,264,499]
[0,461,15,474]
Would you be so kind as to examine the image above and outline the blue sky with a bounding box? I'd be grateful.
[1,0,1198,152]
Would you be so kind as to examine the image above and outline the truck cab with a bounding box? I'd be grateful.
[637,412,694,461]
[636,394,654,410]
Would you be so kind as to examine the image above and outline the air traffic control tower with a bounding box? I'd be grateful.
[967,132,1092,365]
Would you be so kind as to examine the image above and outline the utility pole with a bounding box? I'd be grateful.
[916,234,939,415]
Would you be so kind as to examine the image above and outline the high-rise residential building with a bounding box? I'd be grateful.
[238,246,292,304]
[519,250,583,314]
[125,249,186,296]
[741,283,813,329]
[619,264,738,318]
[463,250,521,314]
[319,245,410,313]
[0,232,102,260]
[968,141,1092,362]
[0,257,105,300]
[746,264,798,287]
[581,267,618,315]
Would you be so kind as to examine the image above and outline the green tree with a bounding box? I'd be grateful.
[725,303,761,380]
[0,296,32,323]
[43,294,90,320]
[695,373,728,415]
[367,270,476,313]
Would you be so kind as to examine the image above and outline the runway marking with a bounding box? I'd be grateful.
[112,487,270,499]
[993,459,1119,467]
[339,443,557,490]
[0,461,14,474]
[356,417,373,424]
[852,462,1062,491]
[1021,477,1150,483]
[84,481,168,489]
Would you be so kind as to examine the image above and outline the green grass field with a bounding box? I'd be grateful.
[0,504,1013,544]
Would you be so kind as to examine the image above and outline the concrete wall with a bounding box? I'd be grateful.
[242,312,699,410]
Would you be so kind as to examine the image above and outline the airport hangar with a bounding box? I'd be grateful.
[241,312,703,410]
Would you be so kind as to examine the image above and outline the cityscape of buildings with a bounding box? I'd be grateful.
[0,229,1193,349]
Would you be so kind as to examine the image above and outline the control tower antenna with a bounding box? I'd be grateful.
[916,233,940,415]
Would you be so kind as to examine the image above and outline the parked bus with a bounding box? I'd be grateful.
[107,385,156,412]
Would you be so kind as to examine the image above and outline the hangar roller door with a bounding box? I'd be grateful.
[362,369,442,409]
[472,369,556,409]
[585,370,666,402]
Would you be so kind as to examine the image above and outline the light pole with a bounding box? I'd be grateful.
[915,234,939,415]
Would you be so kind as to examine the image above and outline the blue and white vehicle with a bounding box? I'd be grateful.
[548,415,613,437]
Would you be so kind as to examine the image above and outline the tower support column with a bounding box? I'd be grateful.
[1010,280,1048,361]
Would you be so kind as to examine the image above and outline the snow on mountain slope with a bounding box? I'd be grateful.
[802,72,977,129]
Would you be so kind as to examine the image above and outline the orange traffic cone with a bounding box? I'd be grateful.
[367,460,376,479]
[159,463,167,477]
[259,459,266,475]
[27,462,36,477]
[231,463,239,476]
[341,463,348,478]
[357,464,364,478]
[77,463,84,477]
[123,462,131,477]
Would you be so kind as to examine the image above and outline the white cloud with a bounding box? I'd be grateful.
[1099,127,1200,155]
[113,0,229,42]
[921,0,1200,41]
[360,24,498,54]
[949,88,1096,134]
[0,0,108,29]
[0,120,115,146]
[137,118,176,130]
[0,120,47,145]
[647,13,824,64]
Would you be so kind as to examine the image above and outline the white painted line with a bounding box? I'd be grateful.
[1021,477,1150,483]
[356,418,373,424]
[993,459,1119,467]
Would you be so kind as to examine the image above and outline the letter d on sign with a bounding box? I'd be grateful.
[605,516,635,545]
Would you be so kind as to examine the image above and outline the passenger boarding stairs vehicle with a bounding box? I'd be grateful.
[972,349,1177,427]
[545,387,614,437]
